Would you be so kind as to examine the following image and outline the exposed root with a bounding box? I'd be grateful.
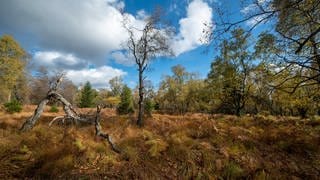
[49,116,65,126]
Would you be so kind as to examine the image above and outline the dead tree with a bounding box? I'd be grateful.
[20,75,89,131]
[95,105,120,153]
[20,75,120,153]
[123,9,173,127]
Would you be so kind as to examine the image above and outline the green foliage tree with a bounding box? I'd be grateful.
[79,81,96,108]
[117,85,134,115]
[211,0,320,92]
[157,65,189,114]
[207,28,253,116]
[143,80,156,116]
[156,65,209,114]
[0,35,27,103]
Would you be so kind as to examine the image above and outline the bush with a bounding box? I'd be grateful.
[117,85,134,115]
[4,100,22,113]
[49,105,59,113]
[145,99,154,117]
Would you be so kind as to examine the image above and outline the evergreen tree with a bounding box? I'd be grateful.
[144,99,154,117]
[79,81,95,108]
[117,85,134,115]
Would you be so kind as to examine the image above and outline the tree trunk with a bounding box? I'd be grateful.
[7,93,11,102]
[20,98,49,131]
[235,107,241,117]
[137,68,144,127]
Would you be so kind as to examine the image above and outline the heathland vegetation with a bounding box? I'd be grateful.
[0,0,320,178]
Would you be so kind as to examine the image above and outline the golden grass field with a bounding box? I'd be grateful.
[0,105,320,179]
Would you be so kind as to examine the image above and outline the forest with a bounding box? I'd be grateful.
[0,0,320,179]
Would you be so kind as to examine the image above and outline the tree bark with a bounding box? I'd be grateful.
[20,75,120,153]
[95,105,121,153]
[137,67,144,127]
[20,98,49,131]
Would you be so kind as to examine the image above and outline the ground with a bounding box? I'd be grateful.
[0,106,320,179]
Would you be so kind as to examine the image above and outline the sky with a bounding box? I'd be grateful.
[0,0,260,89]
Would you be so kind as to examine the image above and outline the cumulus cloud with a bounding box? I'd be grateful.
[33,51,88,70]
[0,0,132,64]
[171,0,213,56]
[66,66,126,89]
[32,50,126,88]
[0,0,215,81]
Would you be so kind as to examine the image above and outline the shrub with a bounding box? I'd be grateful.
[4,99,22,113]
[145,99,154,117]
[117,85,134,115]
[49,105,59,113]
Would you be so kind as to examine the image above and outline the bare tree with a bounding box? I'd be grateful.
[123,10,173,126]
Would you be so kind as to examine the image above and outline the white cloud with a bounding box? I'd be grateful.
[111,51,135,66]
[136,10,148,20]
[0,0,215,71]
[106,0,125,10]
[241,4,257,15]
[0,0,142,65]
[33,51,87,70]
[171,0,213,56]
[32,50,127,88]
[241,0,273,27]
[66,66,126,89]
[246,15,268,27]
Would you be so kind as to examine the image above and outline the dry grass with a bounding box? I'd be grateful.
[0,105,319,179]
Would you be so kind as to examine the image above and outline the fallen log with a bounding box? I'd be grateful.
[95,105,121,153]
[20,74,121,153]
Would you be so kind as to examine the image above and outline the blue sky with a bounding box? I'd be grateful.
[0,0,260,89]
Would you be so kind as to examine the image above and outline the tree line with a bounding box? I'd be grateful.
[1,31,319,118]
[1,0,319,120]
